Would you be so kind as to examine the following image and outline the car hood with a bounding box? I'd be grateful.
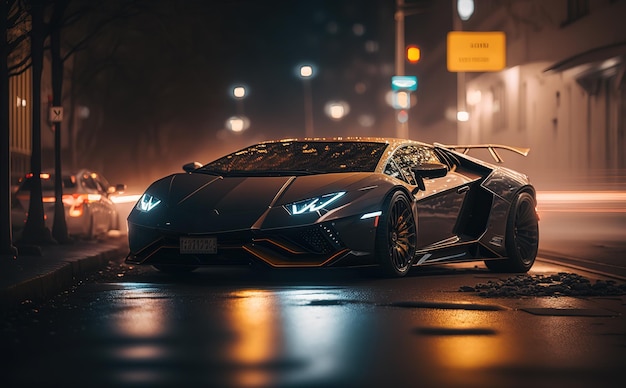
[131,172,383,233]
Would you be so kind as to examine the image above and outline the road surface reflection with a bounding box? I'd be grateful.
[103,280,546,387]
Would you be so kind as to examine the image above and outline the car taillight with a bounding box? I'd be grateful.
[61,194,80,206]
[60,193,102,217]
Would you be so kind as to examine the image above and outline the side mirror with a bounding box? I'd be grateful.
[411,163,448,193]
[183,162,203,173]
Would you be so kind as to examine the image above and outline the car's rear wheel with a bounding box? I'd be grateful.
[152,264,198,273]
[376,191,417,277]
[485,191,538,273]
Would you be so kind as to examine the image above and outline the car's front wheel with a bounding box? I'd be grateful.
[375,191,417,277]
[485,191,539,273]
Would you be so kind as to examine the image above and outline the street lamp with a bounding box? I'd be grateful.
[226,84,249,132]
[231,84,247,115]
[324,100,350,121]
[298,64,315,138]
[394,0,425,138]
[300,65,313,78]
[233,86,246,99]
[457,0,475,21]
[226,115,249,132]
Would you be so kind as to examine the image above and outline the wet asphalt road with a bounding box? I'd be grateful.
[2,253,625,388]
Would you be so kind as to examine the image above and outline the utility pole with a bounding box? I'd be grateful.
[394,0,408,139]
[394,0,428,139]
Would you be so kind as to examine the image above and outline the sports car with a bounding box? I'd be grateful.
[126,138,539,277]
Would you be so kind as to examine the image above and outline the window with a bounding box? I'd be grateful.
[81,174,99,191]
[18,174,76,192]
[385,145,440,185]
[384,160,403,180]
[202,141,388,174]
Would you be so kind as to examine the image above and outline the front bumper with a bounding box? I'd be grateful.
[126,219,377,268]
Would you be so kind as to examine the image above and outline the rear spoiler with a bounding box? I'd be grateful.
[434,143,530,163]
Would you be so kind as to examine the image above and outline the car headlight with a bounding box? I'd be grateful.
[286,192,345,215]
[136,193,162,212]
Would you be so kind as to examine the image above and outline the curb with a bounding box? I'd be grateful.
[538,249,626,282]
[0,245,127,308]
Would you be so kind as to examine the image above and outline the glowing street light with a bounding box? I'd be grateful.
[457,0,475,21]
[233,86,246,99]
[393,91,410,110]
[300,65,313,78]
[226,115,250,132]
[298,64,316,137]
[457,111,470,122]
[229,84,248,117]
[324,101,350,121]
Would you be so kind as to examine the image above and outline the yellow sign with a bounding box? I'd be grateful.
[447,31,506,72]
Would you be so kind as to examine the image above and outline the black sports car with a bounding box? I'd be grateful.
[126,138,539,277]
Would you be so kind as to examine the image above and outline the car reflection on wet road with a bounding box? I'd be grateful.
[3,260,624,388]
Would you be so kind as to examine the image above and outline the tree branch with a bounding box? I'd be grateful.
[8,55,31,76]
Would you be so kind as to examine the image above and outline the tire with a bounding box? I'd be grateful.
[375,191,417,277]
[111,211,120,231]
[152,264,198,273]
[485,192,539,273]
[86,216,97,240]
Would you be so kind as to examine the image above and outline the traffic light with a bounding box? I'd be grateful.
[407,45,421,63]
[397,109,408,123]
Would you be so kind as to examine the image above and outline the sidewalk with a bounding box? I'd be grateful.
[0,235,129,308]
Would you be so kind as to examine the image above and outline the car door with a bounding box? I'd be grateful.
[92,174,116,232]
[388,145,472,248]
[80,173,106,233]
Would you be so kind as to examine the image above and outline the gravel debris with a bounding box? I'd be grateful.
[459,272,626,298]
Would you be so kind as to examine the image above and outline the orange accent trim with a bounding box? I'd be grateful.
[252,238,307,255]
[243,245,349,268]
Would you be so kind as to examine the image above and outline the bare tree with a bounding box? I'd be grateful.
[68,1,230,186]
[50,0,69,242]
[7,0,145,247]
[5,0,232,252]
[19,0,54,246]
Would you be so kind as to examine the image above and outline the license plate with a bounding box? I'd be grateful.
[180,237,217,254]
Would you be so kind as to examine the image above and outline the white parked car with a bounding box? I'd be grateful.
[12,169,126,239]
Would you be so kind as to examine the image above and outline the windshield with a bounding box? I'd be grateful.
[197,141,388,175]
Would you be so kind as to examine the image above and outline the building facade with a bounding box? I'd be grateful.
[455,0,626,189]
[9,58,57,187]
[9,68,31,186]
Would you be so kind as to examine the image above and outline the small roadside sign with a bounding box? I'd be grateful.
[49,106,63,122]
[447,31,506,72]
[391,76,418,91]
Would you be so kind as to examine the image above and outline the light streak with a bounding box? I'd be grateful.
[536,191,626,213]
